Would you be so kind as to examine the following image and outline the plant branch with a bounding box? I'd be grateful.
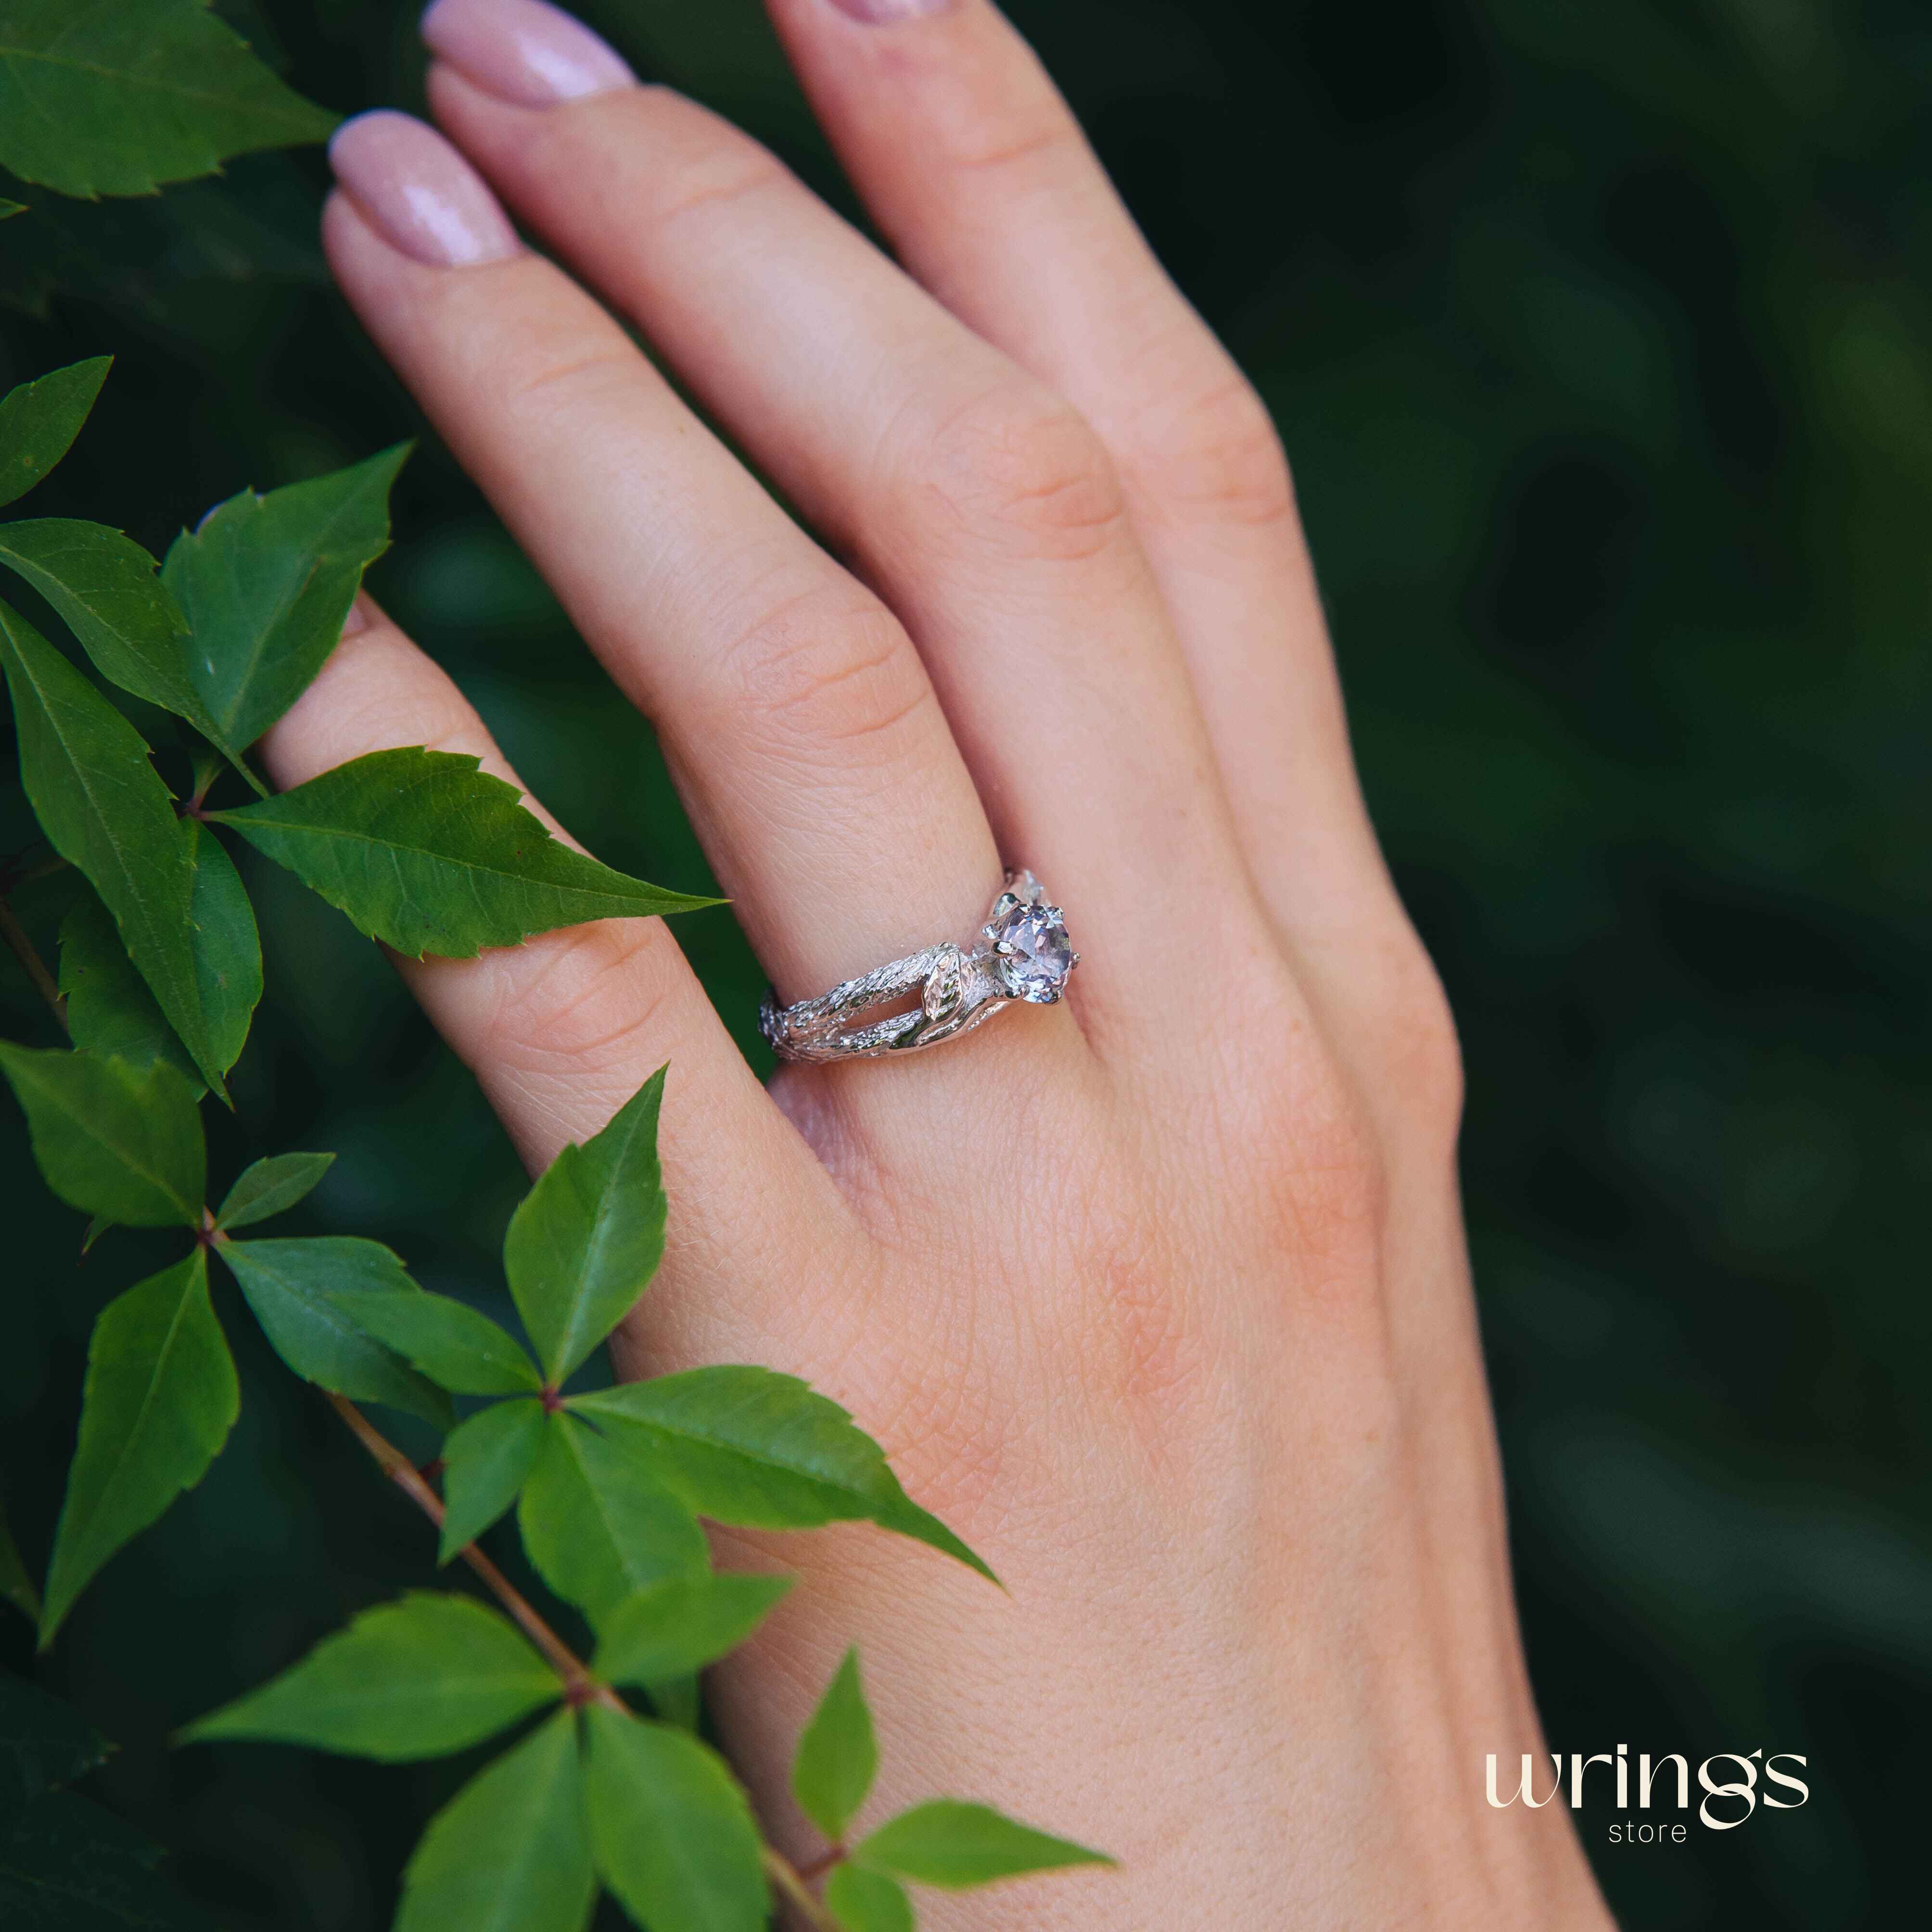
[0,895,66,1030]
[324,1391,597,1696]
[324,1393,836,1926]
[763,1845,837,1931]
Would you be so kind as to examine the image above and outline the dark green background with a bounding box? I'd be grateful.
[2,1,1925,1926]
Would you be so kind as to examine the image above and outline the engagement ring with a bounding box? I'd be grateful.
[760,870,1077,1063]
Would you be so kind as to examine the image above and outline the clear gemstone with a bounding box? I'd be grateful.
[990,901,1074,1003]
[922,948,965,1020]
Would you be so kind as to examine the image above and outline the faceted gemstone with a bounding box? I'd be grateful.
[990,900,1074,1003]
[922,946,966,1020]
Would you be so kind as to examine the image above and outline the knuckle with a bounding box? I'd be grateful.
[719,584,935,773]
[1364,931,1466,1153]
[943,107,1076,180]
[642,136,784,237]
[1271,1055,1389,1289]
[326,691,479,767]
[1211,974,1392,1299]
[506,334,638,414]
[917,382,1129,563]
[568,86,788,236]
[1133,361,1298,530]
[476,917,681,1082]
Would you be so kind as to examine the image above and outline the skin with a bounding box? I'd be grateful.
[267,1,1618,1924]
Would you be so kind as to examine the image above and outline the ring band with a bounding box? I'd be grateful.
[760,870,1078,1063]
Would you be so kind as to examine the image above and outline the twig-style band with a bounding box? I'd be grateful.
[759,870,1077,1064]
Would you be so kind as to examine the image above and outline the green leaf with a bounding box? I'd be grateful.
[591,1572,791,1689]
[824,1863,914,1932]
[0,1501,39,1625]
[0,1043,203,1228]
[58,886,198,1088]
[0,198,22,219]
[0,596,226,1093]
[0,0,339,199]
[505,1068,666,1385]
[327,1289,541,1397]
[438,1399,546,1563]
[209,747,718,959]
[518,1411,707,1625]
[0,1675,208,1925]
[214,1150,333,1230]
[0,1788,214,1930]
[161,445,408,757]
[395,1708,595,1932]
[39,1251,237,1647]
[56,824,260,1090]
[0,521,219,745]
[583,1705,767,1932]
[182,1593,561,1760]
[216,1236,454,1428]
[649,1674,700,1735]
[178,817,260,1074]
[0,356,110,509]
[792,1649,877,1844]
[572,1370,993,1582]
[854,1803,1113,1891]
[0,1671,107,1807]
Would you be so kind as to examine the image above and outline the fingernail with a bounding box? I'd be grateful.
[421,0,635,106]
[339,594,376,640]
[824,0,956,22]
[328,110,521,267]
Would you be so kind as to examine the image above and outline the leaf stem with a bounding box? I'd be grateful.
[763,1845,837,1930]
[0,894,66,1029]
[323,1392,835,1921]
[323,1392,594,1695]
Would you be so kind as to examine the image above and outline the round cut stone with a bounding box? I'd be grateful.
[990,900,1074,1003]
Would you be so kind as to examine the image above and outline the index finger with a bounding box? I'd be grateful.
[261,598,846,1361]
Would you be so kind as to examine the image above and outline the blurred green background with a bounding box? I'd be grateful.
[2,1,1926,1926]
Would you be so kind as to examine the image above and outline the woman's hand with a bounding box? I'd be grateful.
[268,0,1612,1922]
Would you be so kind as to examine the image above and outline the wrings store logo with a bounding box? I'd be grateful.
[1486,1748,1810,1842]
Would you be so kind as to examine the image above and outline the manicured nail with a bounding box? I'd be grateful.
[420,0,634,106]
[328,110,521,267]
[825,0,956,22]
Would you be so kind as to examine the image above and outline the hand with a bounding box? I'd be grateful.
[270,0,1614,1923]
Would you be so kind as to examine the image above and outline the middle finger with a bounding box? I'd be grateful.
[415,20,1261,1023]
[323,111,1005,1030]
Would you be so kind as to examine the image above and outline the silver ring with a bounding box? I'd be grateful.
[760,870,1078,1064]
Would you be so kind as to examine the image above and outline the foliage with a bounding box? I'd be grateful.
[0,356,107,508]
[792,1649,875,1845]
[3,1,1921,1929]
[0,1669,212,1927]
[0,0,336,199]
[208,747,718,956]
[161,444,410,768]
[0,8,1109,1928]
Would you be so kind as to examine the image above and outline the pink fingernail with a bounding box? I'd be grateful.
[420,0,635,105]
[825,0,956,21]
[328,110,521,267]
